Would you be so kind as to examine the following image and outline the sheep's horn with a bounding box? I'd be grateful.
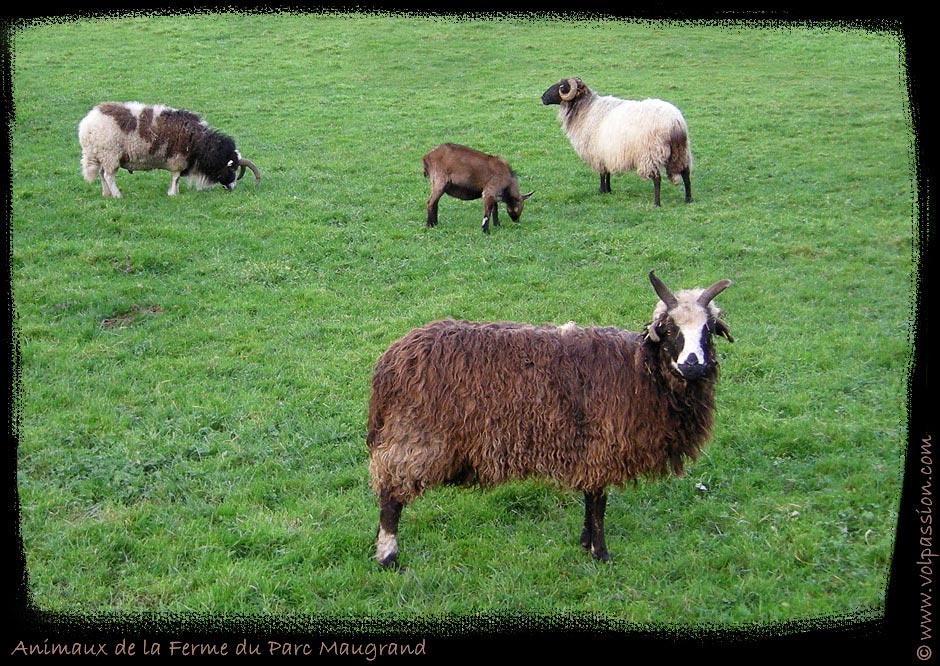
[648,270,678,309]
[559,77,580,101]
[697,279,733,306]
[237,158,261,184]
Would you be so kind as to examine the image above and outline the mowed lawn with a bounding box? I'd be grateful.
[10,12,912,629]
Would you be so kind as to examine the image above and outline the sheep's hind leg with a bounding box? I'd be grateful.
[581,490,610,561]
[375,489,404,567]
[598,172,611,194]
[652,173,661,207]
[101,168,122,198]
[681,167,692,203]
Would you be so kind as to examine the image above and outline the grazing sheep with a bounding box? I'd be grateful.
[422,143,534,233]
[78,101,260,197]
[367,271,733,566]
[541,77,692,206]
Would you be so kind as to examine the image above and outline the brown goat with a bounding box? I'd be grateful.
[367,271,733,566]
[422,143,534,233]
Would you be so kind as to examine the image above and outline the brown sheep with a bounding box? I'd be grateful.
[367,271,733,566]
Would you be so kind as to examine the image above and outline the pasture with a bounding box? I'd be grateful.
[10,12,912,630]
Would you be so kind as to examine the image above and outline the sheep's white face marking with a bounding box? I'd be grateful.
[651,289,719,378]
[670,302,709,371]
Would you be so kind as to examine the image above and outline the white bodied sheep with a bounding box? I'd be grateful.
[541,77,693,206]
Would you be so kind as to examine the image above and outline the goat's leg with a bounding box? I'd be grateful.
[426,185,444,227]
[681,167,692,203]
[581,490,610,561]
[599,171,611,194]
[375,488,404,567]
[481,195,498,234]
[652,173,662,207]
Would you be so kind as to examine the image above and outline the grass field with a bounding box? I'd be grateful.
[10,12,912,630]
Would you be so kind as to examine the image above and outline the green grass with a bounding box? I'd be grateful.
[10,12,911,627]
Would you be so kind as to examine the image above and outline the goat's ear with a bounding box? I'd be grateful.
[713,319,734,343]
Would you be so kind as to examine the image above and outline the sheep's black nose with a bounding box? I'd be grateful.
[678,355,709,380]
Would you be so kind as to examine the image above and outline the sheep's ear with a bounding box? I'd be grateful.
[713,319,734,343]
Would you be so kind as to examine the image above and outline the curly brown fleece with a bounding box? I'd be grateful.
[367,318,717,505]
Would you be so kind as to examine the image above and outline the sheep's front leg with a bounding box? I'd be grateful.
[652,173,662,207]
[167,172,182,196]
[581,490,610,561]
[375,489,404,567]
[481,195,498,234]
[681,167,692,203]
[599,171,611,194]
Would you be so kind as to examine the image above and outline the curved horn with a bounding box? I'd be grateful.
[237,158,261,184]
[697,279,733,306]
[559,77,580,101]
[648,270,678,309]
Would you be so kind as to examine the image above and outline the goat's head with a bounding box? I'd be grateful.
[505,189,535,221]
[645,270,733,380]
[541,77,587,105]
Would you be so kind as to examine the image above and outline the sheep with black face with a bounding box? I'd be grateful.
[367,271,733,566]
[541,77,692,206]
[78,102,260,197]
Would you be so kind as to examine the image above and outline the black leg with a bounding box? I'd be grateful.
[681,167,692,203]
[652,173,661,207]
[581,492,593,550]
[582,490,610,561]
[599,172,611,194]
[376,489,404,566]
